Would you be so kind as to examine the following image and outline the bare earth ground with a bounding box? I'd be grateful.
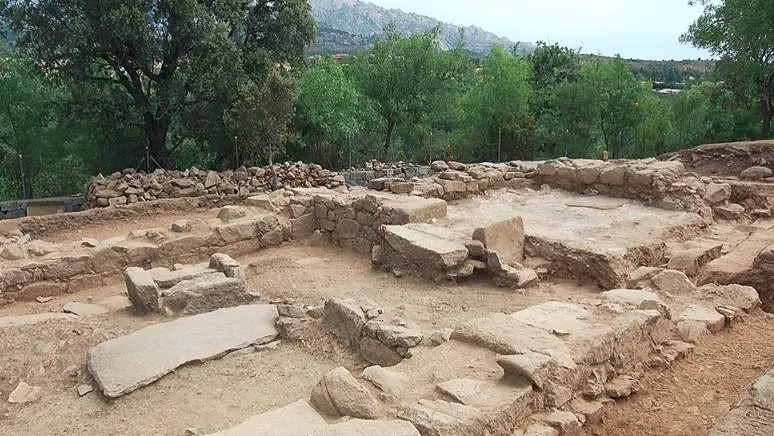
[43,209,218,243]
[588,312,774,436]
[0,242,596,436]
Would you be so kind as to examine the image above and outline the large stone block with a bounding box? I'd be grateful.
[323,298,366,346]
[209,253,245,281]
[309,367,381,419]
[472,216,525,263]
[291,213,318,240]
[383,224,468,272]
[159,272,248,315]
[124,267,160,313]
[382,197,448,225]
[216,220,258,244]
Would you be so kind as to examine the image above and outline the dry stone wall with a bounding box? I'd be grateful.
[0,205,291,304]
[86,162,344,208]
[312,191,448,256]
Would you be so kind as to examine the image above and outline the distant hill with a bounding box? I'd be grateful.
[308,0,535,56]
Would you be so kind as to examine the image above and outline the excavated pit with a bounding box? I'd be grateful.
[2,152,774,435]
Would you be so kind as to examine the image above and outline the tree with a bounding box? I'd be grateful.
[535,79,600,158]
[582,57,650,158]
[682,0,774,137]
[351,28,465,153]
[0,54,98,199]
[530,42,581,90]
[225,69,299,166]
[1,0,316,164]
[461,45,533,161]
[295,58,372,168]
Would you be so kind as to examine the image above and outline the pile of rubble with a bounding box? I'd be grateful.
[85,162,344,208]
[349,160,423,172]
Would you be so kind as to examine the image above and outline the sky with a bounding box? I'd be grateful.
[368,0,712,60]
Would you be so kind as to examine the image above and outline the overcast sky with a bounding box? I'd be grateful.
[369,0,711,60]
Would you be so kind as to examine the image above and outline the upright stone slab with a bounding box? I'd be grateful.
[472,216,525,263]
[208,400,327,436]
[125,267,160,313]
[88,305,278,398]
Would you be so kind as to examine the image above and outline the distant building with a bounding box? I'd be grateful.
[657,88,682,95]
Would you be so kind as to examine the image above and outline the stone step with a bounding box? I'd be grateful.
[88,304,278,398]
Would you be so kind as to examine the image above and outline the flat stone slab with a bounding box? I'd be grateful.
[313,419,421,436]
[63,302,110,317]
[88,304,278,398]
[436,377,532,410]
[601,289,670,317]
[452,313,575,369]
[510,302,590,336]
[0,312,78,328]
[381,197,448,224]
[208,400,327,436]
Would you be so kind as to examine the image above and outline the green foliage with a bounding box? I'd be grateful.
[0,55,97,199]
[3,0,316,165]
[225,69,300,166]
[351,28,465,154]
[0,5,770,202]
[295,59,372,168]
[460,45,533,161]
[683,0,774,137]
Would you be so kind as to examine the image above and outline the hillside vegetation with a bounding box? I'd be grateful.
[0,0,769,201]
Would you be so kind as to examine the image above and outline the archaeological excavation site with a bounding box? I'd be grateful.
[3,141,774,436]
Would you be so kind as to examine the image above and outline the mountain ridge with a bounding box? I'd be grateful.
[308,0,535,55]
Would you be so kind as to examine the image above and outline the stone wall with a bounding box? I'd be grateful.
[86,162,344,208]
[0,205,292,304]
[311,191,448,257]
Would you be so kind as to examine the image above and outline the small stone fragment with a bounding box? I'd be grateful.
[544,409,582,434]
[77,384,94,397]
[605,375,636,399]
[35,296,53,304]
[8,381,41,404]
[277,305,306,319]
[651,269,696,295]
[430,328,454,345]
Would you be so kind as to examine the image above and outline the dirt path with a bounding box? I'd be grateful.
[588,311,774,436]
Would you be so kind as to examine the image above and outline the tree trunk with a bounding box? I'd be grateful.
[762,101,773,139]
[144,113,170,168]
[383,118,396,152]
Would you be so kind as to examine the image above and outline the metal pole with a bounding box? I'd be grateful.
[498,129,502,162]
[18,154,26,199]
